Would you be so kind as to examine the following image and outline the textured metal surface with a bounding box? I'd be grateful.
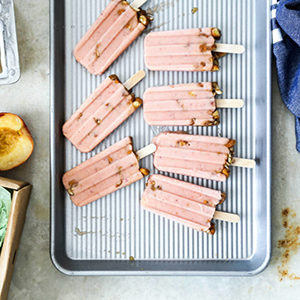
[50,0,271,275]
[0,0,20,85]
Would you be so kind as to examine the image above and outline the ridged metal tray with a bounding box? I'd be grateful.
[50,0,271,275]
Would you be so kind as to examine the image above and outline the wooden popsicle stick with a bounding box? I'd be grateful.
[123,70,146,90]
[232,158,256,168]
[216,99,244,108]
[214,211,240,223]
[136,144,157,160]
[215,43,245,54]
[130,0,148,10]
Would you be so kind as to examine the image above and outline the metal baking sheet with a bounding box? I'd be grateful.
[50,0,271,275]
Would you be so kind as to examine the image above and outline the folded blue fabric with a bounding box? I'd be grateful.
[271,0,300,152]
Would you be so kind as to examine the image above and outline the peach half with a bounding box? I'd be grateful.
[0,113,34,171]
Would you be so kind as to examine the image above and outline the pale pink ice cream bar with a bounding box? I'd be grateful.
[144,28,221,72]
[143,82,220,126]
[63,137,144,207]
[142,174,225,233]
[63,75,142,153]
[74,0,150,75]
[152,132,236,182]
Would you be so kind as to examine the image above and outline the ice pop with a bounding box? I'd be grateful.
[74,0,151,75]
[142,174,240,234]
[63,71,145,153]
[144,28,244,72]
[143,82,244,126]
[63,137,148,207]
[152,132,235,181]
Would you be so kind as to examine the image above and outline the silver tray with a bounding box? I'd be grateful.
[50,0,271,275]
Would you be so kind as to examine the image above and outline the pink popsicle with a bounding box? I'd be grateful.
[152,132,236,181]
[142,174,225,233]
[63,137,145,207]
[63,75,143,153]
[144,28,221,72]
[143,82,220,126]
[74,0,150,75]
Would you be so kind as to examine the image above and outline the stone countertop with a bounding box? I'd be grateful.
[1,0,300,299]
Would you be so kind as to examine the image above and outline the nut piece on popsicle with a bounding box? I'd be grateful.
[142,174,226,234]
[63,137,149,207]
[0,113,34,171]
[74,0,151,75]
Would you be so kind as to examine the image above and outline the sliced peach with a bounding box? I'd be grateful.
[0,113,34,171]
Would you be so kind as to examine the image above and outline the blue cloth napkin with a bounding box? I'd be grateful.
[271,0,300,152]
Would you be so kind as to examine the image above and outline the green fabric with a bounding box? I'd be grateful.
[0,186,12,248]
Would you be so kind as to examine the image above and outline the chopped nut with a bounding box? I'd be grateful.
[122,0,128,5]
[140,168,150,176]
[190,118,196,125]
[188,91,196,97]
[125,22,133,31]
[176,140,190,147]
[118,166,123,175]
[139,15,148,26]
[209,223,216,235]
[132,98,143,109]
[108,156,113,164]
[219,193,226,204]
[200,61,206,67]
[225,139,236,148]
[199,43,207,52]
[95,44,101,57]
[67,180,78,196]
[198,83,204,88]
[191,7,198,14]
[105,103,110,107]
[203,200,208,204]
[212,64,220,71]
[118,9,125,15]
[93,117,102,125]
[222,168,230,177]
[211,28,221,39]
[157,185,162,190]
[212,82,222,95]
[212,110,220,121]
[127,150,133,155]
[77,112,83,120]
[67,188,74,196]
[116,180,123,188]
[109,74,119,82]
[94,134,98,138]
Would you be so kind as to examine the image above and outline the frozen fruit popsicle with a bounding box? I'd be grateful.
[143,82,244,126]
[63,71,145,153]
[142,174,239,234]
[152,132,236,181]
[74,0,151,75]
[63,137,149,207]
[144,28,244,72]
